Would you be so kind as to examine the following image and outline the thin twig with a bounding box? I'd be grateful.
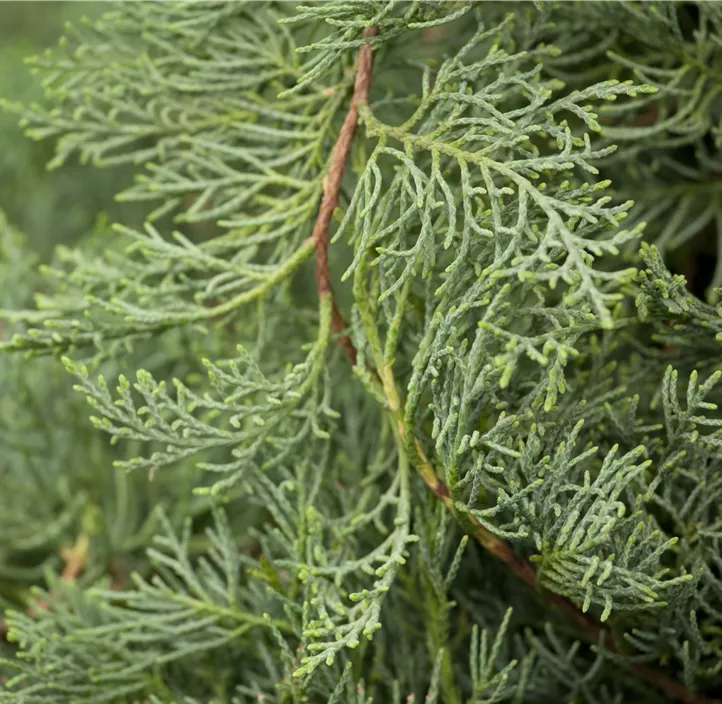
[312,26,379,367]
[59,534,90,582]
[312,25,717,704]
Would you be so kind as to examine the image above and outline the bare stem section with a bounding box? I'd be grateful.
[313,27,379,366]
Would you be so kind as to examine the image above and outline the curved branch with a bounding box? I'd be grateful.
[312,27,379,366]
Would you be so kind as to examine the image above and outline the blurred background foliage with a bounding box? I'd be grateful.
[0,3,231,627]
[0,2,134,258]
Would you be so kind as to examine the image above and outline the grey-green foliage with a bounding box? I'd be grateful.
[546,1,722,295]
[4,2,722,703]
[0,214,232,612]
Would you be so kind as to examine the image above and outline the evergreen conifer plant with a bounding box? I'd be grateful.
[4,1,722,702]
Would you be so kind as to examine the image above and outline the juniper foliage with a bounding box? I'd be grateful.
[3,2,722,703]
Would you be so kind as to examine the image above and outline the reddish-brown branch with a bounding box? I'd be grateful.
[312,25,717,704]
[312,27,378,366]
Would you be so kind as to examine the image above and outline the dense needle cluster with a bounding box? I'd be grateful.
[3,2,722,702]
